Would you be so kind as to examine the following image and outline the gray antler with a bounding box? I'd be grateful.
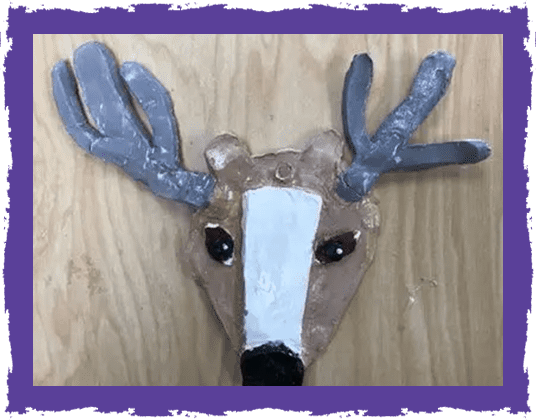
[52,42,215,208]
[337,51,491,202]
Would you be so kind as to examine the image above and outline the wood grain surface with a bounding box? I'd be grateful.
[33,34,503,386]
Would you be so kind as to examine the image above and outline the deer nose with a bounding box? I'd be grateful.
[240,342,304,386]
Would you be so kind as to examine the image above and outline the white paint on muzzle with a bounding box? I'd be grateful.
[242,186,322,355]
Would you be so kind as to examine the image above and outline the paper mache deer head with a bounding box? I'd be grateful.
[52,42,490,386]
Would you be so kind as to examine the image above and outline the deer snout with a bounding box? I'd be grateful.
[240,342,304,386]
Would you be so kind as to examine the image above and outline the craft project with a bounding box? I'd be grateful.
[52,42,491,386]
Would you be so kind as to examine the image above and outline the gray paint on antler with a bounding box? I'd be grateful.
[52,42,215,208]
[337,51,491,202]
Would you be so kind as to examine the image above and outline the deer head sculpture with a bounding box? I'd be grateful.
[52,42,490,386]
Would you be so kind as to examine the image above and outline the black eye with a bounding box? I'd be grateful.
[315,231,357,264]
[205,226,234,266]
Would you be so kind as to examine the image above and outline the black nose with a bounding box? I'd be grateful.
[240,342,304,386]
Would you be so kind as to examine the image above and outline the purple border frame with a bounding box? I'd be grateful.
[9,4,528,416]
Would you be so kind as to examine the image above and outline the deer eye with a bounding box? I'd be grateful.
[205,226,234,266]
[315,231,358,264]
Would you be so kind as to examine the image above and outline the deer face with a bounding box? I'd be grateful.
[186,132,379,382]
[52,41,490,385]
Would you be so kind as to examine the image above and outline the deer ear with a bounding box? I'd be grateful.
[302,130,348,166]
[205,134,253,173]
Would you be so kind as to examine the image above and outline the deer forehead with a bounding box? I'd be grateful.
[203,130,347,195]
[194,131,371,243]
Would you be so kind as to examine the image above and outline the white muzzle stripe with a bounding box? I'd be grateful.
[242,187,323,355]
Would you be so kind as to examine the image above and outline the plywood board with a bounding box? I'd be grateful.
[33,34,503,386]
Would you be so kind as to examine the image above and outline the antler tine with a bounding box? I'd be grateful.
[336,54,378,202]
[52,42,215,209]
[387,141,491,172]
[371,51,456,150]
[337,51,491,202]
[337,53,381,202]
[341,54,373,156]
